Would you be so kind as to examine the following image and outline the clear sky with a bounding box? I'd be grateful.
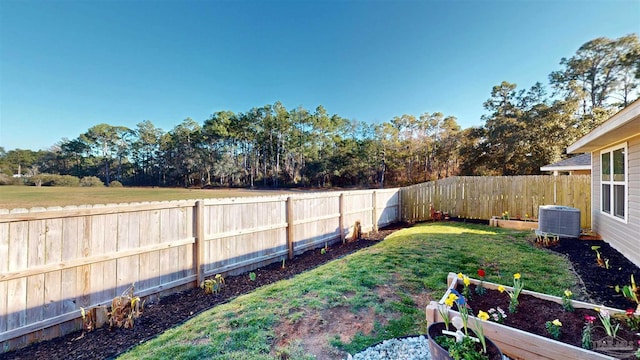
[1,0,638,151]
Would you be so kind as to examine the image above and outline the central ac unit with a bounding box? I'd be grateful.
[538,205,581,238]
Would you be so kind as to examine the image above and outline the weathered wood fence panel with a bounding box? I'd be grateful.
[400,175,591,229]
[0,189,400,352]
[202,196,289,277]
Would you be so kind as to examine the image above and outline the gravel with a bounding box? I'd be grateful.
[346,336,431,360]
[345,335,513,360]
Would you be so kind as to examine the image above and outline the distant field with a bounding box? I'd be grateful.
[0,186,298,210]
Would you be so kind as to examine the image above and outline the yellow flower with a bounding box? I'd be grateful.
[498,285,505,293]
[444,293,458,307]
[478,310,489,321]
[463,276,470,286]
[444,297,454,307]
[594,307,600,312]
[514,273,521,280]
[564,289,572,297]
[457,272,464,279]
[552,319,562,327]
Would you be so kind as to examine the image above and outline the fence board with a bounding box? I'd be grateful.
[0,222,9,333]
[89,215,105,307]
[7,222,28,333]
[26,220,45,343]
[42,218,62,340]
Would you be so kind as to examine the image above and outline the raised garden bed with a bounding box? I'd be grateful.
[426,273,638,360]
[489,217,539,231]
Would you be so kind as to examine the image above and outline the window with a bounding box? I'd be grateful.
[600,144,627,221]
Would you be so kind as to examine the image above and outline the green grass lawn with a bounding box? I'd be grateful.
[0,185,296,209]
[118,223,579,360]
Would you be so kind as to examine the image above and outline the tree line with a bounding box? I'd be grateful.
[1,34,638,188]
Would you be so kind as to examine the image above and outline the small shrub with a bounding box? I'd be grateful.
[80,176,105,187]
[0,174,22,185]
[109,180,123,187]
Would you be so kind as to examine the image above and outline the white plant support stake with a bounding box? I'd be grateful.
[442,316,480,343]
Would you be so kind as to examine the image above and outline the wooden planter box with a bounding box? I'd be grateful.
[489,217,539,231]
[425,273,624,360]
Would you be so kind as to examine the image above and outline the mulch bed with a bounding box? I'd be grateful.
[548,236,639,310]
[2,222,639,360]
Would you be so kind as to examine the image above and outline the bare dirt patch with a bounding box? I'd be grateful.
[273,306,378,360]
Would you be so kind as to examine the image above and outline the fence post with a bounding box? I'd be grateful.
[339,193,345,243]
[397,188,402,223]
[193,200,204,286]
[372,191,378,232]
[287,196,294,260]
[195,200,205,286]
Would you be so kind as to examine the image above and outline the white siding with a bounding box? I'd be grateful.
[592,134,640,267]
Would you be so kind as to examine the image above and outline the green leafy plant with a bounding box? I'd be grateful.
[438,292,458,330]
[320,242,329,254]
[487,307,507,324]
[475,269,486,295]
[454,295,471,335]
[582,315,596,349]
[594,307,619,338]
[615,274,639,312]
[591,246,609,269]
[613,308,640,332]
[249,272,257,281]
[201,274,225,294]
[435,334,489,360]
[501,211,510,220]
[545,319,562,339]
[474,310,489,353]
[562,289,574,312]
[498,273,524,313]
[458,272,471,300]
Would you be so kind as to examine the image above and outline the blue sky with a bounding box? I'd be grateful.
[1,0,638,151]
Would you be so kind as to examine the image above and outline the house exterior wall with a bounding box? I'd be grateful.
[592,134,640,268]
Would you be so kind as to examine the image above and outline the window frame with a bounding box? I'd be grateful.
[600,143,628,223]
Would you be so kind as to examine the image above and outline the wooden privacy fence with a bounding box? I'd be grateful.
[0,189,400,352]
[400,175,591,229]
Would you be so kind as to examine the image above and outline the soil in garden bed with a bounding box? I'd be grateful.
[0,225,402,360]
[546,237,639,311]
[464,284,639,359]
